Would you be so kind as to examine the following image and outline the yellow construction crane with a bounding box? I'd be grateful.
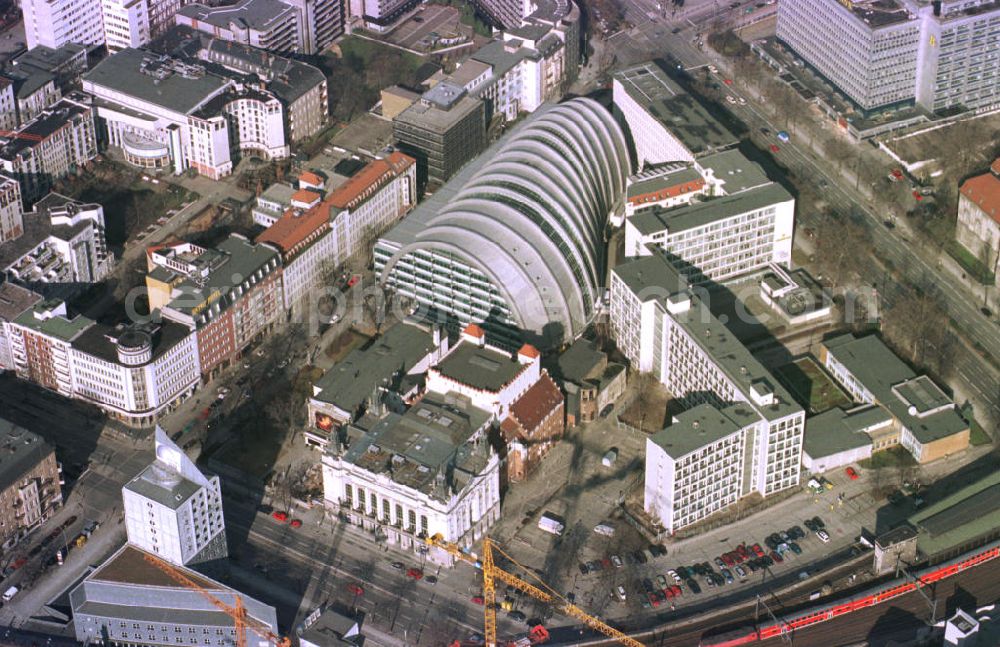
[426,534,645,647]
[142,553,291,647]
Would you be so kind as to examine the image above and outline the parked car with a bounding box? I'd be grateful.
[812,516,826,529]
[751,544,765,557]
[686,579,702,594]
[347,583,364,596]
[667,569,682,583]
[611,554,623,568]
[770,551,784,564]
[579,562,590,575]
[272,511,288,522]
[845,467,859,480]
[406,568,423,579]
[425,575,438,584]
[804,519,818,532]
[615,585,627,601]
[817,530,831,543]
[508,610,526,622]
[714,557,726,569]
[734,565,748,579]
[789,542,803,555]
[289,519,302,529]
[721,569,734,584]
[390,561,405,570]
[633,550,647,564]
[788,526,805,540]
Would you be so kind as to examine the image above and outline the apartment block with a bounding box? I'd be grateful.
[0,94,98,206]
[645,404,754,534]
[102,0,187,52]
[0,418,62,551]
[393,81,486,186]
[0,193,114,292]
[778,0,1000,114]
[256,152,416,310]
[122,428,227,566]
[179,0,343,54]
[151,235,284,380]
[71,545,277,646]
[176,0,305,54]
[955,158,1000,277]
[555,338,627,426]
[0,43,89,128]
[321,393,501,556]
[820,333,969,463]
[353,0,421,32]
[0,283,43,372]
[611,253,804,532]
[613,61,738,168]
[22,0,106,51]
[6,298,91,397]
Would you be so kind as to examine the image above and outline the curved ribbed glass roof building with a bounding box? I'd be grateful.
[376,98,632,348]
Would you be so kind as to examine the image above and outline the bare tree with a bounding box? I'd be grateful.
[813,213,870,288]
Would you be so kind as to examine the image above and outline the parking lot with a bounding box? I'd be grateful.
[485,406,993,624]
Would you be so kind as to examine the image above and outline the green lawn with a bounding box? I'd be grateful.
[773,358,853,413]
[946,241,995,284]
[858,446,917,470]
[970,419,993,446]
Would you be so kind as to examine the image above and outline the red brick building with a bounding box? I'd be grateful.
[500,372,564,483]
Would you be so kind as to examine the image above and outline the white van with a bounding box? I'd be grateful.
[538,513,565,536]
[3,585,19,602]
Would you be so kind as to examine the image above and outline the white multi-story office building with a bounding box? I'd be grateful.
[101,0,186,52]
[22,0,106,51]
[645,404,757,534]
[778,0,1000,113]
[176,0,304,54]
[83,33,326,178]
[178,0,342,54]
[1,193,114,290]
[123,427,227,567]
[624,183,795,283]
[70,321,200,427]
[322,394,501,558]
[612,253,804,532]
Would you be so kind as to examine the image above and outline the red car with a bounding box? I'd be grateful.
[729,551,744,564]
[846,467,859,480]
[770,551,784,564]
[724,78,733,85]
[670,585,682,597]
[912,190,923,200]
[347,583,364,596]
[346,275,360,288]
[769,144,780,153]
[751,543,765,558]
[289,519,302,528]
[406,567,424,580]
[735,544,749,559]
[648,591,660,607]
[471,596,485,605]
[272,511,288,522]
[721,553,735,566]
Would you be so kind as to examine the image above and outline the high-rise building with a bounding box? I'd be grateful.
[610,252,804,533]
[393,81,487,186]
[22,0,106,51]
[0,417,62,550]
[379,98,631,349]
[777,0,1000,114]
[122,427,227,567]
[102,0,187,52]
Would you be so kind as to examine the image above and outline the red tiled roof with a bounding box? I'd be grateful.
[327,152,414,210]
[628,178,706,205]
[961,169,1000,225]
[299,171,323,186]
[463,322,485,338]
[518,343,540,359]
[291,189,321,204]
[255,201,331,254]
[505,372,563,435]
[991,158,1000,177]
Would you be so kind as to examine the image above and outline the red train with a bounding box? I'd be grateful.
[701,541,1000,646]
